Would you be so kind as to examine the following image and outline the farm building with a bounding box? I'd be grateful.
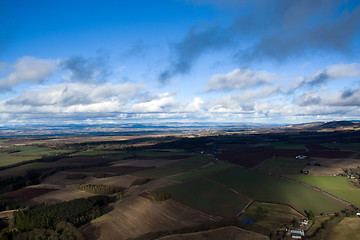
[290,229,304,239]
[296,155,307,160]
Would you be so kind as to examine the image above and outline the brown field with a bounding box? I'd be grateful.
[67,165,150,174]
[125,179,179,197]
[216,148,303,167]
[87,174,140,188]
[30,171,95,202]
[81,195,218,240]
[157,226,269,240]
[111,159,179,168]
[5,187,58,200]
[33,188,95,202]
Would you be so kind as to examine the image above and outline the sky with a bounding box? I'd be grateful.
[1,0,360,126]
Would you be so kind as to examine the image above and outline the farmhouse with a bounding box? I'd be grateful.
[300,219,308,226]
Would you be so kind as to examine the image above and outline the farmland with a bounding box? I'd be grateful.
[254,157,308,175]
[0,125,359,240]
[0,145,70,167]
[288,175,360,206]
[239,201,304,229]
[210,167,347,214]
[161,178,251,217]
[326,217,360,240]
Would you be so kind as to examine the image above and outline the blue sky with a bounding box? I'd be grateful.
[1,0,360,126]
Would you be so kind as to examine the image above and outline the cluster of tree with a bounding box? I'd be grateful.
[79,184,125,195]
[0,168,57,194]
[149,190,171,202]
[0,196,28,211]
[131,178,151,186]
[1,221,85,240]
[13,195,110,231]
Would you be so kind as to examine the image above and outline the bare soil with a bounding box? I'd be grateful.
[81,195,218,240]
[157,226,269,240]
[111,159,180,168]
[125,179,179,197]
[87,174,140,188]
[5,187,58,200]
[66,165,150,174]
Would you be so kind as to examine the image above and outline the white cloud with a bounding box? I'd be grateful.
[0,56,58,90]
[3,82,145,112]
[131,92,177,112]
[206,68,277,91]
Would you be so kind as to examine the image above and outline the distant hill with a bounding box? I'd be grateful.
[318,121,357,129]
[284,120,359,131]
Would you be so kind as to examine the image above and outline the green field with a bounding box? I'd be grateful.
[0,146,70,167]
[327,217,360,240]
[254,157,308,175]
[210,167,346,214]
[133,156,211,178]
[161,178,250,217]
[169,162,233,181]
[288,175,360,206]
[239,201,304,229]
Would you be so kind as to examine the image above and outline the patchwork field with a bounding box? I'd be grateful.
[239,201,304,230]
[169,162,233,181]
[5,187,58,200]
[157,226,269,240]
[133,156,211,178]
[254,157,308,175]
[288,175,360,206]
[210,167,347,214]
[161,178,251,217]
[216,147,305,168]
[326,217,360,240]
[81,195,218,240]
[0,145,70,167]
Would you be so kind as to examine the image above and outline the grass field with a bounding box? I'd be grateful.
[210,167,346,214]
[326,217,360,240]
[169,162,233,181]
[0,146,70,167]
[239,201,304,229]
[288,175,360,206]
[161,178,250,217]
[133,156,211,179]
[254,157,308,175]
